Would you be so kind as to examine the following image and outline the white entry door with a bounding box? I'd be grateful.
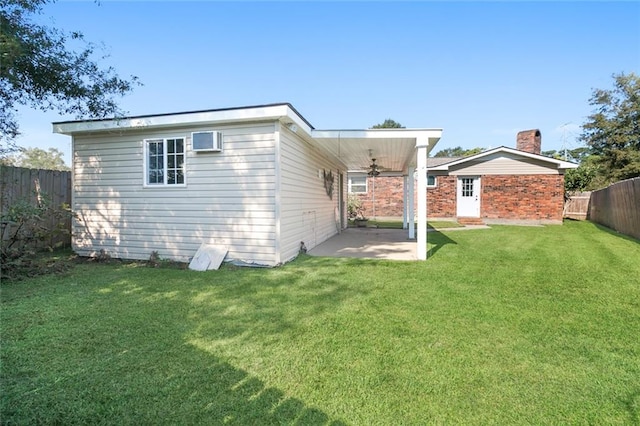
[456,177,480,217]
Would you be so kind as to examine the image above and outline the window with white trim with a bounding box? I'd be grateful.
[427,175,437,188]
[348,175,367,193]
[144,137,185,186]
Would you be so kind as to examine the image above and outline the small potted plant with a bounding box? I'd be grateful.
[348,194,368,227]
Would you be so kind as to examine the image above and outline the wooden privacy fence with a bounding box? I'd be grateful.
[563,192,592,220]
[1,165,72,250]
[589,177,640,241]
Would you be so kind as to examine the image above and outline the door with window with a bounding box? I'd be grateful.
[456,177,480,217]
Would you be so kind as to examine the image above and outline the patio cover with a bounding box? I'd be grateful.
[309,128,443,260]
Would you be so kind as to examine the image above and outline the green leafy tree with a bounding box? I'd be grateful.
[580,72,640,184]
[8,147,69,170]
[568,147,591,163]
[541,149,561,159]
[0,153,15,166]
[433,146,484,158]
[564,163,598,193]
[542,147,591,163]
[371,119,405,129]
[0,0,141,155]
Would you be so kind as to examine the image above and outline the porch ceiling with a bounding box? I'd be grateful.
[311,129,443,173]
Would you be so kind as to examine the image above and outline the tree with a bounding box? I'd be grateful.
[0,0,141,155]
[541,147,591,163]
[579,72,640,184]
[371,119,405,129]
[541,149,561,159]
[6,147,69,170]
[433,146,484,158]
[564,163,597,193]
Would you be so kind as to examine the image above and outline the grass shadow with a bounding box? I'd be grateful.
[585,220,640,244]
[624,390,640,426]
[3,221,640,424]
[1,259,357,424]
[3,329,345,424]
[426,230,457,258]
[146,347,348,425]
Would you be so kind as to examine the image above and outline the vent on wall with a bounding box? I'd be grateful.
[192,131,223,152]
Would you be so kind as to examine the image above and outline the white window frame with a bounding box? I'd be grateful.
[427,175,437,188]
[143,137,187,187]
[348,175,368,194]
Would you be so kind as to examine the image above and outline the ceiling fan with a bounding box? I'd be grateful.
[368,158,389,177]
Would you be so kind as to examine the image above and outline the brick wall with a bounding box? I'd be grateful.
[352,174,565,222]
[481,174,564,221]
[354,176,404,218]
[427,175,457,217]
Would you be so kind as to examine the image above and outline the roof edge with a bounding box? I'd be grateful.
[312,129,443,142]
[427,146,578,170]
[52,102,315,134]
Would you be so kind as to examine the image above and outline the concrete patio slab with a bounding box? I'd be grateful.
[307,225,492,260]
[308,228,417,261]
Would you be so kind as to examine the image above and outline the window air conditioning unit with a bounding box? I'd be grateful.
[192,131,223,152]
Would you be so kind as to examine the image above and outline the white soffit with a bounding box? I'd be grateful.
[312,129,442,172]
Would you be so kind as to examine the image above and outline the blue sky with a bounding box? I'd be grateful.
[11,1,640,164]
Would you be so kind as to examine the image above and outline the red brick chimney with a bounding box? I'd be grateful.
[516,129,542,155]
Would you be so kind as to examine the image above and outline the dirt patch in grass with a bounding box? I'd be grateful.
[1,249,189,283]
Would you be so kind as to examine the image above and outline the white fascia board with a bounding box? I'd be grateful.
[280,105,314,136]
[427,164,454,171]
[53,104,296,135]
[428,146,579,171]
[312,128,442,140]
[552,159,579,169]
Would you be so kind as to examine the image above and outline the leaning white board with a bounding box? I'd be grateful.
[188,244,228,271]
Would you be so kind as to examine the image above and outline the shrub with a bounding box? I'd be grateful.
[347,194,366,220]
[565,164,598,193]
[1,195,75,280]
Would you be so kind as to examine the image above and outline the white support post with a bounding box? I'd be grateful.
[408,167,415,239]
[402,175,408,229]
[416,139,428,260]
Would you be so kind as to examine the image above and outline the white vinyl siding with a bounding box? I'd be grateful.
[448,152,561,175]
[72,123,278,265]
[278,124,343,263]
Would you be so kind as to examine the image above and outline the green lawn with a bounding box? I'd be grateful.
[2,221,639,424]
